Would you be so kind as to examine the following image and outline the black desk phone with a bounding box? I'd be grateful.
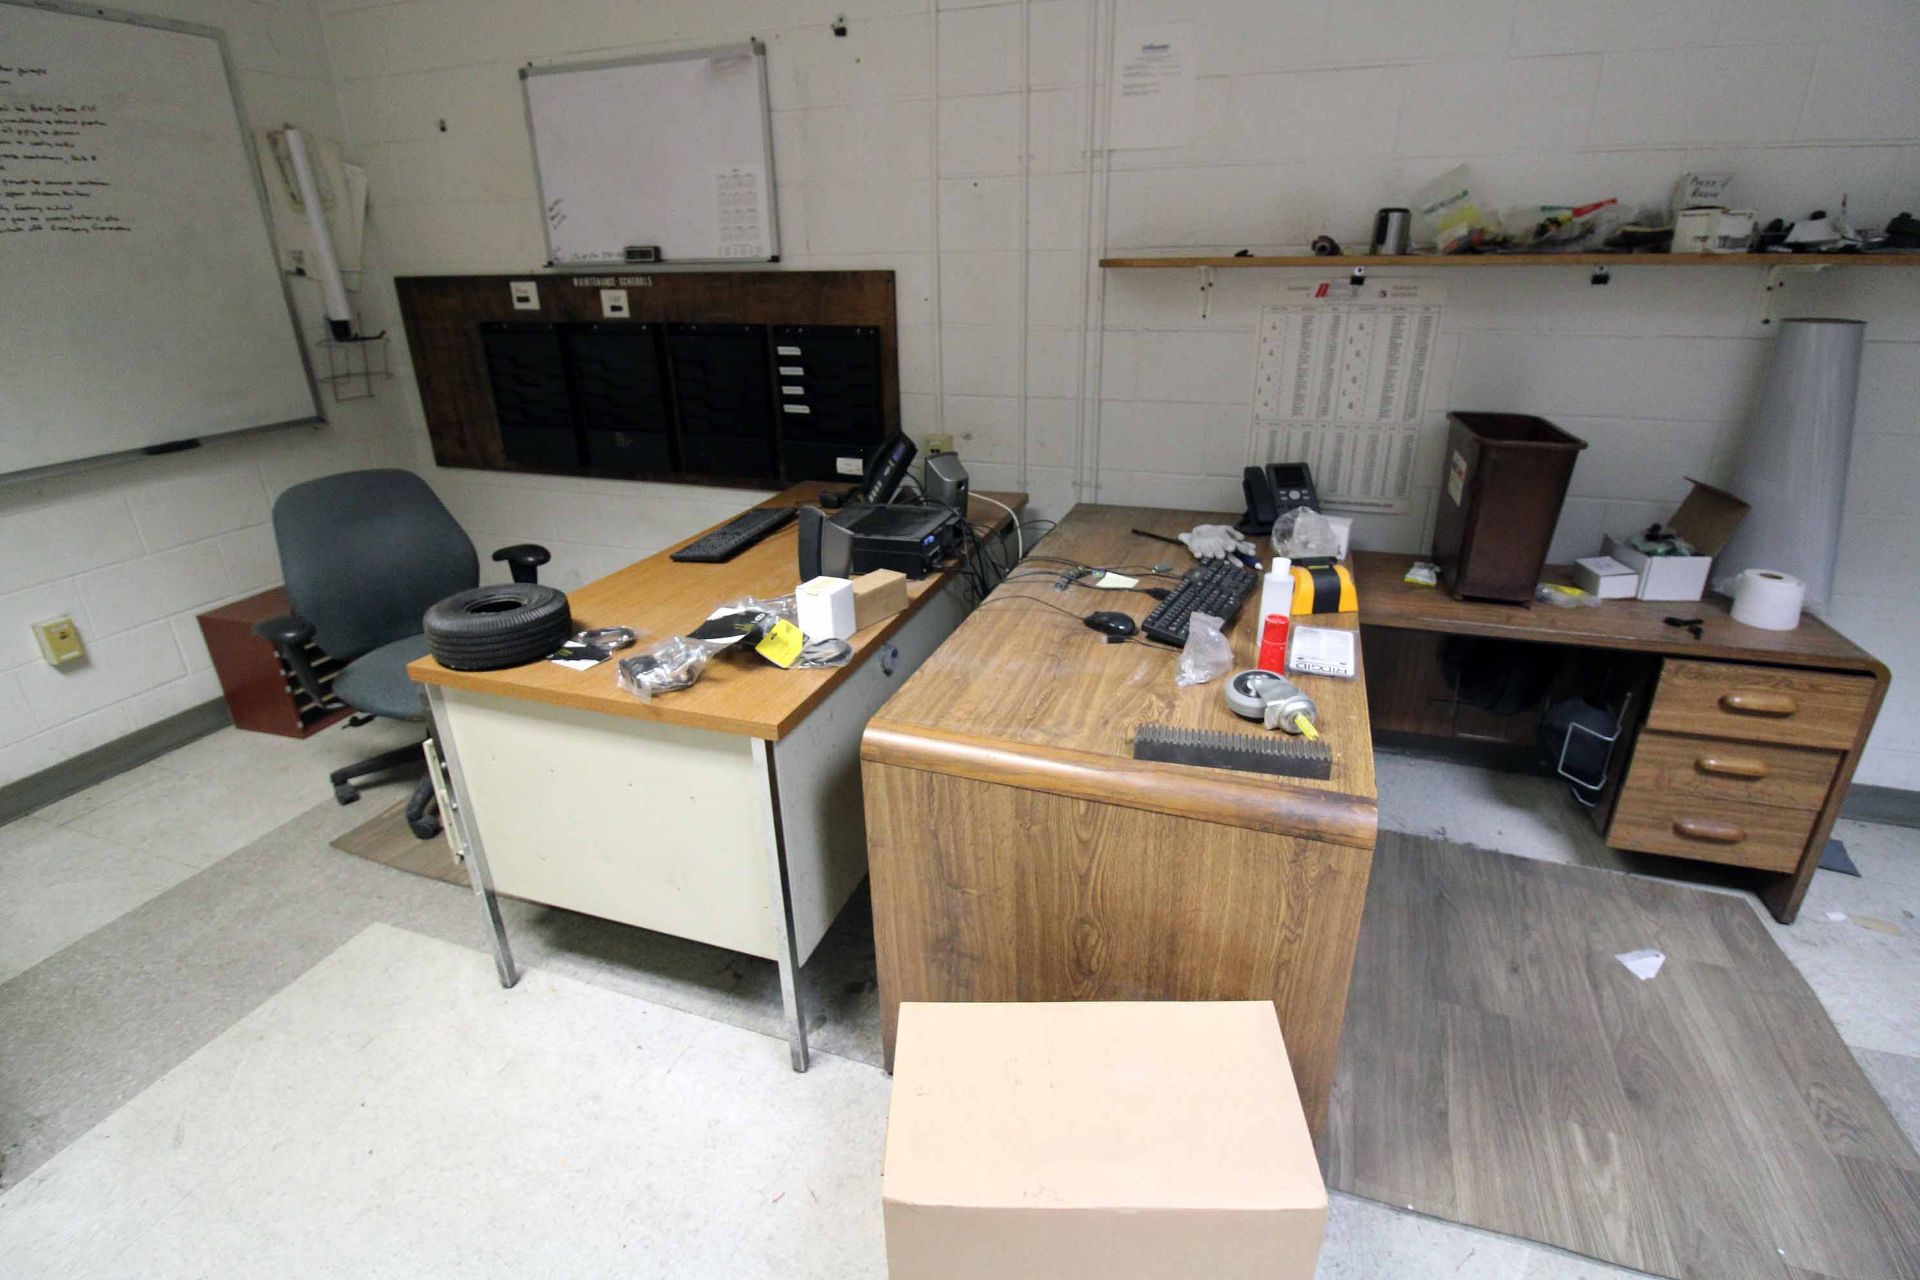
[1239,463,1320,535]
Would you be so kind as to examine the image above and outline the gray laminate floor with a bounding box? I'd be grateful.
[0,725,1915,1278]
[1327,832,1920,1280]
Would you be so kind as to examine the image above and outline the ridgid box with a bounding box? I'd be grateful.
[882,1002,1326,1280]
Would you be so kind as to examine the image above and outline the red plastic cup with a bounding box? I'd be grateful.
[1258,613,1290,671]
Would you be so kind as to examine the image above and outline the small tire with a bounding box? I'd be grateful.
[424,584,573,671]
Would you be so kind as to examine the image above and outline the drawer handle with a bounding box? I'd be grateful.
[1674,817,1746,844]
[1720,691,1798,718]
[1696,755,1768,780]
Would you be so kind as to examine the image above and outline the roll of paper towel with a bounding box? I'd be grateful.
[1730,569,1806,631]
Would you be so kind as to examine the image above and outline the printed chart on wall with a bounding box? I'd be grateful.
[1249,281,1443,514]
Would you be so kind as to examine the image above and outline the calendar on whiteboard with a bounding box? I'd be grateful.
[1249,281,1443,514]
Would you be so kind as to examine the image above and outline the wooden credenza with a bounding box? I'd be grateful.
[1352,551,1889,923]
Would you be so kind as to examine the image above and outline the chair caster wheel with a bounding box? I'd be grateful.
[334,784,361,805]
[407,813,442,840]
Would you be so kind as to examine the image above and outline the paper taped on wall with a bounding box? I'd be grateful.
[1250,281,1443,514]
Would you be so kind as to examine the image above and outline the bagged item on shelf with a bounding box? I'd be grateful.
[1501,198,1627,251]
[1411,164,1499,253]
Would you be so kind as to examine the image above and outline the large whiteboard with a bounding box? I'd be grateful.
[0,0,318,477]
[523,42,779,266]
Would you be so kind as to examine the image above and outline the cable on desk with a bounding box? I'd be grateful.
[972,593,1172,651]
[971,492,1025,562]
[999,570,1169,600]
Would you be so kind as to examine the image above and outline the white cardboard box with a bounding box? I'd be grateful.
[795,575,855,641]
[884,1002,1326,1280]
[1574,555,1641,599]
[1601,480,1748,602]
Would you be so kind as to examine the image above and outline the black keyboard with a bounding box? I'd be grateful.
[670,506,797,563]
[1141,559,1259,647]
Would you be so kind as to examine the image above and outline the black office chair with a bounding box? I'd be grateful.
[253,469,549,838]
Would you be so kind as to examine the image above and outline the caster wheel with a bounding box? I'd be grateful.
[334,784,361,806]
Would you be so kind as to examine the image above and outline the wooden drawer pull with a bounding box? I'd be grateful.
[1696,755,1769,780]
[1719,691,1798,718]
[1674,817,1746,844]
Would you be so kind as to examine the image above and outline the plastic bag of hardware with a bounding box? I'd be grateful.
[1175,612,1234,688]
[1500,199,1627,252]
[1535,583,1600,609]
[617,635,713,701]
[1271,508,1343,561]
[793,638,854,669]
[716,594,797,625]
[1411,164,1499,253]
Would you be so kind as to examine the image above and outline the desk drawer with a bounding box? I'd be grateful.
[1609,789,1814,873]
[1647,659,1872,750]
[1620,731,1839,812]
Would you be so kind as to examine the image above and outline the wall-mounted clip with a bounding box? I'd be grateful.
[1589,265,1611,286]
[1349,264,1366,289]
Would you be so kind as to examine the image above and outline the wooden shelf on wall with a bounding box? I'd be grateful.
[1099,252,1920,269]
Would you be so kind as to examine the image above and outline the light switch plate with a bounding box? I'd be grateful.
[510,280,539,310]
[600,288,629,318]
[33,615,86,667]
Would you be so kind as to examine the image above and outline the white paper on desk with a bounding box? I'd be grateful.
[1615,948,1666,981]
[1109,23,1195,149]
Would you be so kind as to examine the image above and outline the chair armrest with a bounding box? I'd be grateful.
[491,543,551,584]
[251,614,329,706]
[251,614,315,648]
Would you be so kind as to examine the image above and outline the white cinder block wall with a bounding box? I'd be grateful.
[0,0,416,788]
[322,0,1919,789]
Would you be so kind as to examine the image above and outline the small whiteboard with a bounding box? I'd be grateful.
[523,42,778,266]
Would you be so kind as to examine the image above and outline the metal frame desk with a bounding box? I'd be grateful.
[411,482,1022,1070]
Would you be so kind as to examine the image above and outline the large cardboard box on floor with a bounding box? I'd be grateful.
[882,1001,1326,1280]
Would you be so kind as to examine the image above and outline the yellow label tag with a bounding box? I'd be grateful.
[754,619,806,669]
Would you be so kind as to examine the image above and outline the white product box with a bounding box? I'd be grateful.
[795,575,855,641]
[1573,555,1641,600]
[1600,480,1749,603]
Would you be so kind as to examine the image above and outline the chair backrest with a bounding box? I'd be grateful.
[272,469,478,661]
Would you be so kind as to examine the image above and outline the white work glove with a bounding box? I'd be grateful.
[1178,524,1255,562]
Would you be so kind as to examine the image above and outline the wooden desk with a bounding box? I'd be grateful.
[411,482,1023,1069]
[862,505,1377,1140]
[1350,550,1889,922]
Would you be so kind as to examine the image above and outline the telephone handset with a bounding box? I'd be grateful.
[1239,463,1320,535]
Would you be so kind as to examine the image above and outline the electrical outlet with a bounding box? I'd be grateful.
[926,433,954,454]
[33,616,86,667]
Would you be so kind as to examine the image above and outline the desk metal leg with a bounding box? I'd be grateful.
[752,739,808,1072]
[425,684,519,989]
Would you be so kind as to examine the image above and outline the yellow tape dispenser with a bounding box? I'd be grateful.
[1290,559,1357,615]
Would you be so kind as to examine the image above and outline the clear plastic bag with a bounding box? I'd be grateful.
[1175,612,1233,688]
[1535,583,1600,609]
[1412,163,1499,253]
[793,638,854,669]
[716,594,796,624]
[1271,508,1343,561]
[616,635,713,700]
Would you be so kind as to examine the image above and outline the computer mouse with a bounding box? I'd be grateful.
[1083,611,1137,637]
